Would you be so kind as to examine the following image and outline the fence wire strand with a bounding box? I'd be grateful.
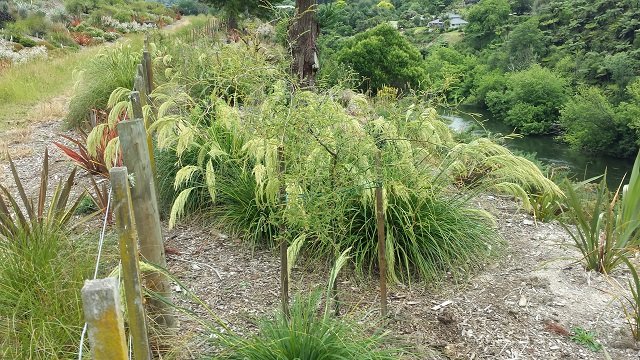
[77,187,113,360]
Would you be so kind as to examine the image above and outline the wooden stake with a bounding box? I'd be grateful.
[81,278,128,360]
[118,119,175,329]
[111,167,151,360]
[278,145,290,319]
[143,50,153,95]
[130,91,144,120]
[375,150,388,317]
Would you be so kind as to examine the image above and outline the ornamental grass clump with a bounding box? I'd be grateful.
[215,292,400,360]
[0,151,94,359]
[66,44,140,128]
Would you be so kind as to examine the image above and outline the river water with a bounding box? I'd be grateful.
[440,106,635,187]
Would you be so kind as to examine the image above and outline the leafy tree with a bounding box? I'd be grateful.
[618,79,640,150]
[486,65,567,134]
[335,23,425,92]
[504,17,546,71]
[510,0,532,14]
[560,86,637,157]
[465,0,511,49]
[423,46,478,100]
[604,53,639,96]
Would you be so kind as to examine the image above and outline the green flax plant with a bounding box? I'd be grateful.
[560,151,640,273]
[0,150,84,237]
[620,257,640,340]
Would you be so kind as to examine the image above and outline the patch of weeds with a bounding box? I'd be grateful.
[75,194,98,215]
[571,327,602,352]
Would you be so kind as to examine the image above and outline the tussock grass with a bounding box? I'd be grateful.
[0,227,94,359]
[65,44,141,128]
[216,292,401,360]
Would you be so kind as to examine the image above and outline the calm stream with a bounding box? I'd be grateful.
[440,106,635,188]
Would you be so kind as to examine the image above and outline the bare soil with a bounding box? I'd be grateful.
[1,113,639,360]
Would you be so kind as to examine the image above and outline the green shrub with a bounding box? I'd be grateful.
[335,23,426,93]
[66,44,140,128]
[47,30,80,48]
[216,292,400,360]
[9,12,50,37]
[485,65,568,134]
[342,191,498,282]
[560,86,637,158]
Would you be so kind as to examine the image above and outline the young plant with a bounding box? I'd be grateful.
[559,151,640,273]
[54,123,121,179]
[570,327,602,352]
[0,150,85,237]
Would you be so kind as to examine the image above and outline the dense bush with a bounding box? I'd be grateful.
[560,86,637,157]
[485,65,568,134]
[335,23,426,93]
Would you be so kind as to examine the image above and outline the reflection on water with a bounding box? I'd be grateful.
[440,106,635,187]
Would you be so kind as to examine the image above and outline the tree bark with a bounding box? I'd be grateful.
[289,0,319,87]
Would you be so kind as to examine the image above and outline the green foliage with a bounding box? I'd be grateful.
[66,44,140,128]
[203,0,279,28]
[465,0,511,49]
[335,23,425,92]
[560,86,637,157]
[0,227,93,360]
[503,17,546,71]
[570,327,602,352]
[485,65,568,134]
[559,151,640,273]
[0,150,84,237]
[0,151,93,359]
[216,292,400,359]
[620,257,640,340]
[423,46,478,101]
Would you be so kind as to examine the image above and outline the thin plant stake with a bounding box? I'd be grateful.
[278,145,290,319]
[375,150,388,317]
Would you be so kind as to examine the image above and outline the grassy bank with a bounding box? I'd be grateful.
[0,35,144,132]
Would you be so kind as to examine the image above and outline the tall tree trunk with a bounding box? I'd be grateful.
[289,0,319,87]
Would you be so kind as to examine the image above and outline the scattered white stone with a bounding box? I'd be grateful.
[523,219,534,226]
[518,295,527,307]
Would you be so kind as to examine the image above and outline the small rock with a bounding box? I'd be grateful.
[192,264,201,271]
[523,219,534,226]
[518,295,527,307]
[173,285,182,293]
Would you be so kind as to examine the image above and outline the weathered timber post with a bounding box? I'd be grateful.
[118,119,175,329]
[142,40,154,95]
[111,167,152,360]
[278,145,290,319]
[129,90,157,180]
[130,91,144,120]
[81,278,128,360]
[134,73,147,108]
[375,150,388,317]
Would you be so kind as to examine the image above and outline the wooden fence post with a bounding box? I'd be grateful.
[118,119,175,329]
[278,145,290,319]
[81,278,128,360]
[111,167,152,360]
[375,150,388,317]
[130,91,144,120]
[143,45,154,95]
